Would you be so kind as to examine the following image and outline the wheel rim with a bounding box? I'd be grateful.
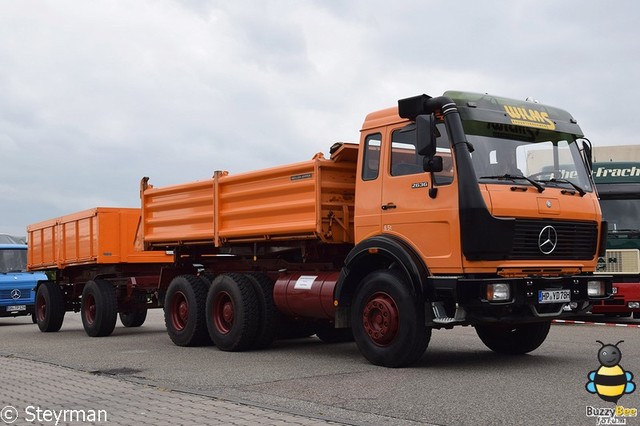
[36,293,46,322]
[83,293,97,325]
[213,291,234,334]
[170,291,189,331]
[362,292,399,346]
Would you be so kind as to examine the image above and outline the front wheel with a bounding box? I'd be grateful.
[351,270,431,368]
[35,282,65,332]
[475,321,551,355]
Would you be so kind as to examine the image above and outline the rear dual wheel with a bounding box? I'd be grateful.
[164,275,210,346]
[81,279,117,337]
[206,273,260,351]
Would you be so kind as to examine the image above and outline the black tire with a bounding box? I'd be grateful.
[316,322,354,343]
[199,272,216,287]
[31,311,37,324]
[35,282,65,332]
[81,279,118,337]
[164,275,210,346]
[206,273,260,351]
[244,273,279,349]
[475,321,551,355]
[119,309,148,327]
[351,269,431,367]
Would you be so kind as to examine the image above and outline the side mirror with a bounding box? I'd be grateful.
[416,114,437,157]
[424,155,443,173]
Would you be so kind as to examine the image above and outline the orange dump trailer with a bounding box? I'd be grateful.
[27,208,171,336]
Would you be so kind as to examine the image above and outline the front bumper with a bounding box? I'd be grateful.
[430,274,613,324]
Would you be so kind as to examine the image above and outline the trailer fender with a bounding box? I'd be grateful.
[334,235,432,322]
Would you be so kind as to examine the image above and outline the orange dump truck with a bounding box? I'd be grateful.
[29,91,613,367]
[27,208,171,336]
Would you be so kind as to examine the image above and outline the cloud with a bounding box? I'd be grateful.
[0,0,639,235]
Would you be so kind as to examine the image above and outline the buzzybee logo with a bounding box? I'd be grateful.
[586,341,635,403]
[585,341,637,425]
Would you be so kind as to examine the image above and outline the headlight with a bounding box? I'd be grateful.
[487,283,511,301]
[587,280,606,297]
[628,302,640,309]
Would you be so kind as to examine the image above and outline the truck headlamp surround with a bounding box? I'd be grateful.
[487,283,511,302]
[628,301,640,309]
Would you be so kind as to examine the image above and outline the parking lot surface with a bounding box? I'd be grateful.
[0,355,342,426]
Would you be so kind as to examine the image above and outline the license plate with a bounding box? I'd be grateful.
[538,290,570,304]
[6,305,26,312]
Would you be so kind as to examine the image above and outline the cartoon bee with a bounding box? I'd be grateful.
[586,340,636,403]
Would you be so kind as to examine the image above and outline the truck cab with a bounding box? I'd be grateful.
[347,91,610,332]
[0,235,47,321]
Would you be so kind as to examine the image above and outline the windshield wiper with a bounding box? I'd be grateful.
[537,178,586,196]
[479,174,545,193]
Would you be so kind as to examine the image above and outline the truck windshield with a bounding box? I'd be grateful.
[0,248,27,273]
[465,127,592,193]
[600,199,640,233]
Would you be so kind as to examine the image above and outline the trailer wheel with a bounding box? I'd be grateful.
[244,273,279,349]
[81,279,118,337]
[164,275,210,346]
[351,269,431,367]
[206,273,260,351]
[35,282,65,332]
[475,321,551,355]
[119,309,148,327]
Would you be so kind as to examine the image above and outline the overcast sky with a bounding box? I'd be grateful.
[1,1,639,236]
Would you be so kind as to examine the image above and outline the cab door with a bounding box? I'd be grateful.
[354,132,383,242]
[379,123,461,274]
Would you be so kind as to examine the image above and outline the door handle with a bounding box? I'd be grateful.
[381,203,397,210]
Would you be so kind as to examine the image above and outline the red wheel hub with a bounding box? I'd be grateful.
[36,295,46,322]
[362,292,399,346]
[170,291,189,331]
[213,291,234,334]
[83,294,97,325]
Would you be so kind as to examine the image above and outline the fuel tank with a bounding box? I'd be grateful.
[273,272,338,319]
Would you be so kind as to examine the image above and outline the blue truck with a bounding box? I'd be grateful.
[0,234,47,322]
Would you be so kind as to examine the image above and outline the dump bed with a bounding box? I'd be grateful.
[141,143,358,249]
[28,207,172,270]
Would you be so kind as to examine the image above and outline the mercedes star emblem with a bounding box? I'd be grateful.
[10,289,21,300]
[538,225,558,254]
